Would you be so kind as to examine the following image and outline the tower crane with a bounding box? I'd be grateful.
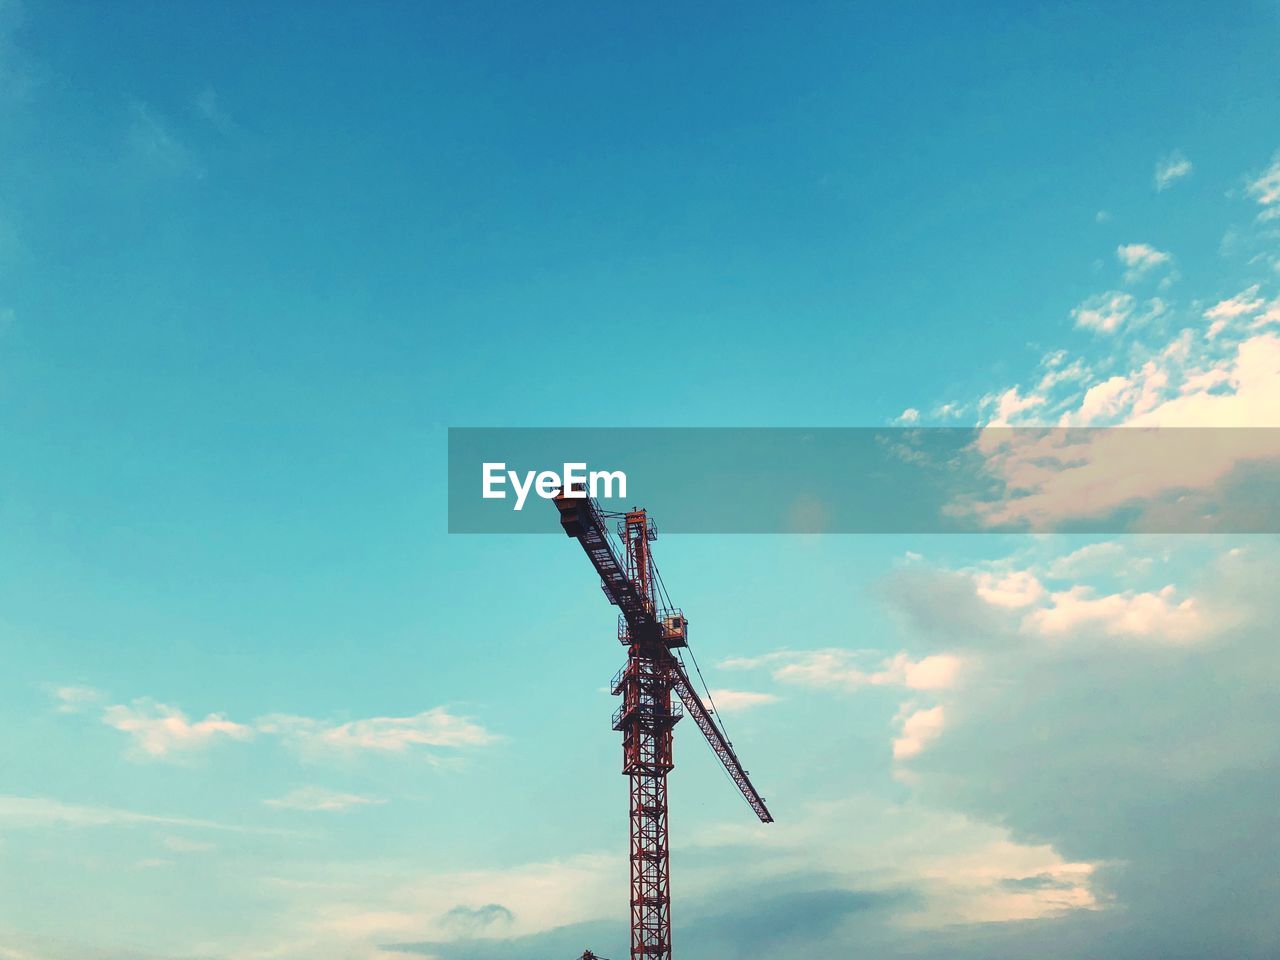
[552,487,773,960]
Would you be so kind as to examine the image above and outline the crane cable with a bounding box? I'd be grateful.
[650,559,739,755]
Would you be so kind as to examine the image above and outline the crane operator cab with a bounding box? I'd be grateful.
[660,612,688,648]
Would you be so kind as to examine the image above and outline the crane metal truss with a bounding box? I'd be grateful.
[553,489,773,960]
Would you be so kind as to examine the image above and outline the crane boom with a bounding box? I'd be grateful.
[667,658,772,822]
[553,492,657,639]
[553,490,773,823]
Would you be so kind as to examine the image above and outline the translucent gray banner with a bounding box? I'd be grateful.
[447,428,1280,533]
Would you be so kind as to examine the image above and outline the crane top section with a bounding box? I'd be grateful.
[553,485,774,824]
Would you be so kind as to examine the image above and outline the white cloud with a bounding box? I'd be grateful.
[1154,150,1192,191]
[894,705,946,760]
[102,699,253,759]
[701,689,778,713]
[896,407,920,424]
[1068,373,1134,425]
[1204,284,1267,339]
[161,834,215,853]
[983,386,1047,426]
[1246,151,1280,217]
[1128,333,1280,426]
[911,561,1219,645]
[955,331,1280,529]
[257,706,496,756]
[974,570,1045,609]
[0,795,277,834]
[899,654,964,690]
[1205,284,1266,320]
[1071,291,1135,334]
[1116,242,1172,282]
[932,401,968,420]
[722,649,961,691]
[1023,584,1207,641]
[1256,299,1280,332]
[96,694,496,763]
[1046,541,1151,580]
[44,684,103,714]
[264,787,385,812]
[1034,353,1091,394]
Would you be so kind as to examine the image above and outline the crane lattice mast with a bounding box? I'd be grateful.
[553,488,773,960]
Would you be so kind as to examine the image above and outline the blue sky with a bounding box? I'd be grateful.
[2,2,1279,958]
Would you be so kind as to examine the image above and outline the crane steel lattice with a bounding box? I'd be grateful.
[553,489,773,960]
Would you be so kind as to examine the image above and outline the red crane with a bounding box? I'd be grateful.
[553,488,773,960]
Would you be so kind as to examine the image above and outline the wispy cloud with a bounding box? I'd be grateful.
[1070,291,1135,334]
[264,787,385,812]
[931,400,969,421]
[1204,284,1271,339]
[102,699,253,758]
[43,683,103,714]
[701,689,778,713]
[194,85,237,136]
[1154,149,1192,191]
[1245,150,1280,221]
[1046,541,1152,580]
[125,100,202,178]
[981,385,1047,426]
[257,706,496,757]
[0,795,280,834]
[161,834,216,853]
[721,649,961,692]
[1116,242,1173,283]
[95,694,496,763]
[901,561,1221,646]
